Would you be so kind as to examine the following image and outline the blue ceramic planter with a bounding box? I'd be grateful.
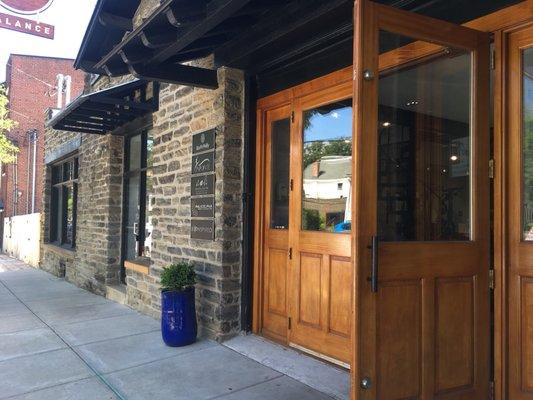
[161,287,197,347]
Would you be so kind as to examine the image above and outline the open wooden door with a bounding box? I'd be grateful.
[352,1,491,399]
[507,25,533,400]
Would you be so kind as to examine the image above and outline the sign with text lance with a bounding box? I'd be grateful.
[191,152,215,175]
[0,11,54,38]
[192,129,215,154]
[191,174,215,196]
[191,197,215,218]
[191,219,215,241]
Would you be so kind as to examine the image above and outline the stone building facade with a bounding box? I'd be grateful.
[42,54,246,340]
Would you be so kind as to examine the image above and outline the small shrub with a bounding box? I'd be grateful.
[160,262,196,292]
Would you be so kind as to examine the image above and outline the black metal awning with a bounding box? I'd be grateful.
[46,80,158,135]
[76,0,522,95]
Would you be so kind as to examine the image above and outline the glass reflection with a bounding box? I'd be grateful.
[270,118,290,229]
[378,31,471,241]
[523,48,533,240]
[302,99,352,233]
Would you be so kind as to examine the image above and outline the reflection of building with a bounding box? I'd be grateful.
[303,155,352,228]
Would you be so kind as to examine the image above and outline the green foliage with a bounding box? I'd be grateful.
[160,262,196,292]
[302,209,324,231]
[303,140,352,168]
[0,85,19,164]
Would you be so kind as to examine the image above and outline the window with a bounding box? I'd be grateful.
[123,131,153,261]
[50,156,78,248]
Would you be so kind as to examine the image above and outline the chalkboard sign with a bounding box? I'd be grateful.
[192,129,215,154]
[191,219,215,240]
[192,152,215,175]
[191,197,215,218]
[191,174,215,196]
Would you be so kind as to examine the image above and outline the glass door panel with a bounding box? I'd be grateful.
[302,99,352,233]
[378,32,472,242]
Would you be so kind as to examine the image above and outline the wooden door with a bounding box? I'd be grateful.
[507,25,533,400]
[352,2,491,399]
[289,82,353,365]
[259,105,292,343]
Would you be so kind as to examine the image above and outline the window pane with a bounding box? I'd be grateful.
[50,187,60,242]
[63,185,74,245]
[124,174,141,260]
[270,118,290,229]
[377,31,471,241]
[146,136,154,169]
[523,48,533,240]
[302,100,352,233]
[128,134,142,171]
[52,166,61,184]
[144,169,153,257]
[63,160,72,181]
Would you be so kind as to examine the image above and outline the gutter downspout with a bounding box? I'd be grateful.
[26,132,31,214]
[31,131,37,213]
[240,74,257,332]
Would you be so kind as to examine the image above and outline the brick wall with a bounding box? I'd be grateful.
[3,55,85,218]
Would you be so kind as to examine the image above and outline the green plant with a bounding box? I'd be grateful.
[0,85,19,164]
[160,262,196,292]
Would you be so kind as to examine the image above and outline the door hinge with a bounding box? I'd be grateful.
[490,48,496,70]
[288,247,293,260]
[288,317,292,330]
[291,111,295,123]
[290,179,294,191]
[489,269,495,290]
[489,159,495,179]
[489,380,495,400]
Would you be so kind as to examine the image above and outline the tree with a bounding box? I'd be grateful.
[0,85,19,164]
[303,139,352,168]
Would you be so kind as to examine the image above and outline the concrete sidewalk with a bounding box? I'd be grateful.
[0,256,339,400]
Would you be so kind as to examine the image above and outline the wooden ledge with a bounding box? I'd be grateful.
[43,243,75,259]
[124,258,150,275]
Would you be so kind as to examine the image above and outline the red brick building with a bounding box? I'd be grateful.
[2,54,85,217]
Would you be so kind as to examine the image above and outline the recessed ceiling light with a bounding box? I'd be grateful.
[382,122,391,127]
[450,155,458,161]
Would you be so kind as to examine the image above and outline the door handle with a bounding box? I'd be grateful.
[370,235,379,293]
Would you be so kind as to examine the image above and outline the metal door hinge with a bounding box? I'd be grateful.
[288,248,293,260]
[490,48,496,70]
[489,269,495,290]
[489,159,495,179]
[288,317,292,330]
[489,380,495,400]
[290,179,294,191]
[291,111,294,123]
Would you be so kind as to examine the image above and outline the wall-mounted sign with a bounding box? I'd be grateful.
[0,0,54,38]
[191,197,215,218]
[191,174,215,196]
[0,11,53,38]
[0,0,54,15]
[192,129,215,154]
[191,219,215,240]
[191,152,215,175]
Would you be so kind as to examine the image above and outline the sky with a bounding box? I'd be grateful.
[0,0,98,82]
[305,106,352,142]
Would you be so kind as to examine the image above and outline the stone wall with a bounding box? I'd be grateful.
[125,63,245,340]
[42,61,246,341]
[40,130,125,295]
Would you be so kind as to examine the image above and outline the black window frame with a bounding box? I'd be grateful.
[49,155,78,249]
[121,130,153,274]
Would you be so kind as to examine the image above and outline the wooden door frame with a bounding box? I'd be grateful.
[253,67,353,335]
[250,2,533,399]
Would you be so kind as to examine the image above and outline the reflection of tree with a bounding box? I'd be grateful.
[303,140,352,168]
